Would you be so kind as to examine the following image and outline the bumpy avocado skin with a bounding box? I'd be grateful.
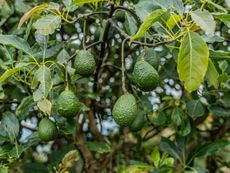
[112,94,137,127]
[57,90,81,117]
[132,60,160,91]
[38,118,57,141]
[130,113,145,132]
[74,50,96,76]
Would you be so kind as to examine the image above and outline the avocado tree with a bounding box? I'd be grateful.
[0,0,230,172]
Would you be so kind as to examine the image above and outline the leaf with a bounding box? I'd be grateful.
[153,0,185,15]
[32,65,52,97]
[37,99,52,115]
[185,167,209,173]
[57,48,70,63]
[0,35,33,56]
[18,3,50,28]
[155,112,167,126]
[190,10,216,35]
[192,140,230,158]
[186,100,205,119]
[2,112,19,143]
[178,119,191,136]
[209,104,230,117]
[159,137,182,162]
[0,68,20,83]
[16,96,35,120]
[202,35,224,43]
[177,31,209,93]
[71,0,108,6]
[226,0,230,7]
[124,13,138,36]
[61,150,80,168]
[151,148,160,167]
[0,165,8,173]
[131,9,164,41]
[33,15,61,35]
[209,49,230,60]
[122,164,154,173]
[171,107,184,126]
[213,13,230,28]
[166,13,183,30]
[85,141,111,154]
[205,59,219,89]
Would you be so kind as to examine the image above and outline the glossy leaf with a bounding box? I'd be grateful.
[171,107,184,126]
[33,15,61,35]
[122,164,154,173]
[0,35,33,56]
[131,9,164,41]
[18,3,50,28]
[166,13,183,30]
[37,99,52,115]
[192,140,230,158]
[153,0,184,14]
[0,68,20,83]
[190,10,216,35]
[151,148,160,167]
[177,31,209,93]
[186,100,205,119]
[205,59,219,89]
[85,141,111,154]
[71,0,108,6]
[16,96,35,120]
[213,13,230,28]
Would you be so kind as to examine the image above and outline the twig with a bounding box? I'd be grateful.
[86,40,103,50]
[121,38,129,94]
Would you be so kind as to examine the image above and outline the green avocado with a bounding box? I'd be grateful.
[130,113,145,131]
[57,90,81,117]
[132,60,160,91]
[38,118,57,141]
[112,94,137,127]
[74,50,96,76]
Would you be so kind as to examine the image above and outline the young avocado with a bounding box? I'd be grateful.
[74,50,96,76]
[38,118,57,141]
[57,90,81,117]
[132,60,160,91]
[112,94,137,127]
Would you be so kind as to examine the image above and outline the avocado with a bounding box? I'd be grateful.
[132,60,160,91]
[112,94,137,127]
[38,118,57,141]
[57,90,81,117]
[74,50,96,76]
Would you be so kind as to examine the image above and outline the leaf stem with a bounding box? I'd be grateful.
[121,38,129,94]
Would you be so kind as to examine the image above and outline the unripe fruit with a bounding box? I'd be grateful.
[38,118,57,141]
[112,94,137,127]
[132,60,160,91]
[57,90,81,117]
[74,50,96,76]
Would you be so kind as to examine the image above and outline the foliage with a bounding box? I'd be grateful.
[0,0,230,172]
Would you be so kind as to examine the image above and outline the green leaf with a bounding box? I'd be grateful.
[153,0,184,15]
[192,140,230,158]
[32,65,52,97]
[16,96,35,120]
[159,137,182,163]
[186,100,205,119]
[131,9,164,41]
[213,13,230,28]
[177,31,209,93]
[85,141,111,154]
[37,99,52,115]
[190,10,216,35]
[151,148,160,167]
[166,13,183,30]
[171,107,184,126]
[0,35,33,56]
[0,165,8,173]
[209,104,230,117]
[178,118,191,136]
[124,13,138,36]
[71,0,108,6]
[202,35,224,43]
[205,59,219,89]
[185,167,209,173]
[2,112,19,143]
[18,3,50,28]
[122,164,154,173]
[57,48,70,63]
[33,15,62,36]
[0,68,20,83]
[155,112,167,126]
[209,49,230,60]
